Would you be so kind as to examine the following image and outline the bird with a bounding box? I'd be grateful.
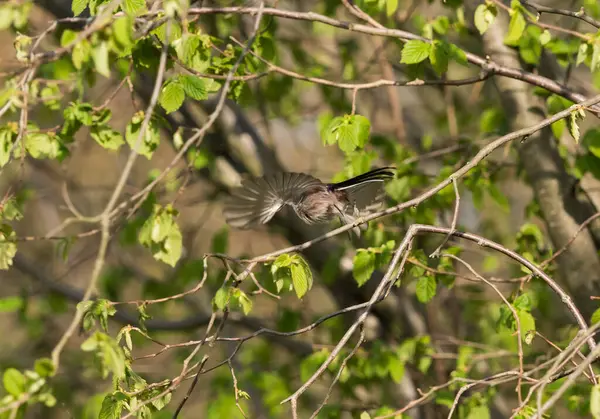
[223,167,395,235]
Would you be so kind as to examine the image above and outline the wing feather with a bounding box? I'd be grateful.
[224,172,324,229]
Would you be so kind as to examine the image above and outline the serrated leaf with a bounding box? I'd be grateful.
[274,254,292,268]
[90,125,124,150]
[290,259,312,299]
[159,79,185,114]
[353,250,375,287]
[122,0,146,15]
[415,275,436,303]
[99,393,125,419]
[25,133,61,159]
[504,10,526,46]
[401,40,432,64]
[179,75,208,100]
[567,109,583,143]
[174,34,200,65]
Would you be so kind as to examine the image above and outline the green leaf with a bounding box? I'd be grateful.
[237,290,253,315]
[125,111,161,159]
[429,41,449,75]
[388,355,405,383]
[517,310,536,335]
[448,43,468,67]
[90,125,124,151]
[592,43,600,73]
[591,308,600,324]
[179,75,209,100]
[513,293,533,311]
[72,0,88,16]
[592,384,600,419]
[112,17,133,50]
[504,9,526,46]
[34,358,56,378]
[353,250,376,287]
[547,94,573,138]
[138,205,183,267]
[274,254,293,268]
[25,132,61,159]
[92,41,110,77]
[213,287,228,310]
[385,177,410,202]
[567,109,584,143]
[321,116,343,146]
[474,3,497,35]
[290,257,313,299]
[401,40,432,64]
[0,125,17,167]
[122,0,146,15]
[539,30,551,46]
[577,42,589,67]
[467,405,490,419]
[0,225,17,270]
[72,39,91,70]
[581,128,600,158]
[386,0,398,16]
[0,296,23,312]
[3,368,25,396]
[99,393,125,419]
[350,115,371,148]
[415,275,436,303]
[159,79,185,114]
[323,114,371,153]
[0,196,23,221]
[174,34,201,65]
[81,332,126,379]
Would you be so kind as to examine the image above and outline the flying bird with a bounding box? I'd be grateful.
[223,167,395,235]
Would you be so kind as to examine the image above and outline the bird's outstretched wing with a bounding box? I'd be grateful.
[224,172,324,229]
[330,167,395,213]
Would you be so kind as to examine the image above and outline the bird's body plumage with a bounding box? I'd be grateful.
[223,167,395,233]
